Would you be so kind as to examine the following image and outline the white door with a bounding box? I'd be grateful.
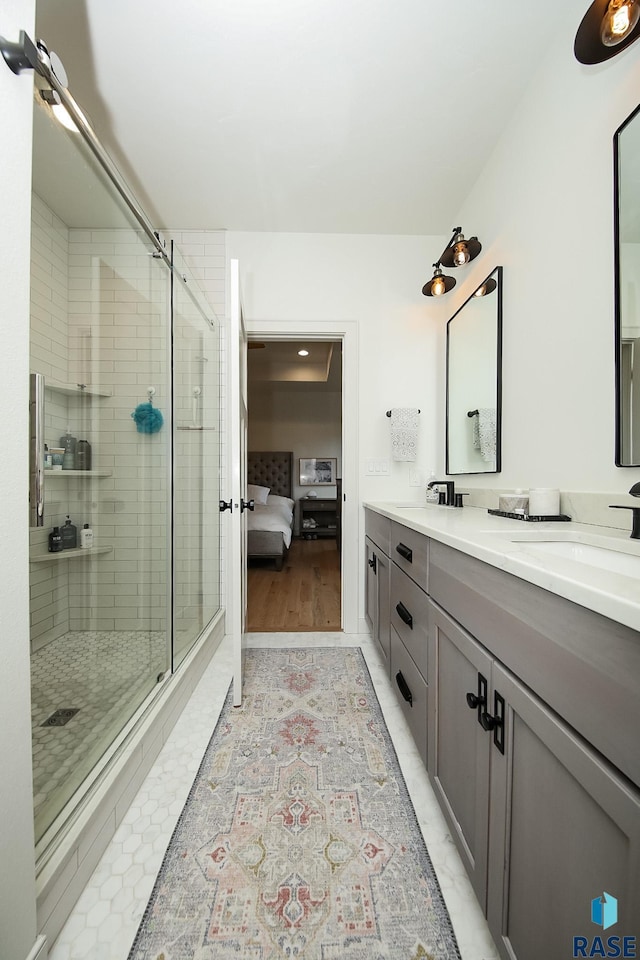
[228,259,248,705]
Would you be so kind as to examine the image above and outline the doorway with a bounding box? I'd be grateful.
[245,340,342,631]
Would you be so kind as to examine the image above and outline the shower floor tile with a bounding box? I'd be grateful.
[31,630,167,839]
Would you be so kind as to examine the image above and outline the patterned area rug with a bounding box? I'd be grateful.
[128,647,460,960]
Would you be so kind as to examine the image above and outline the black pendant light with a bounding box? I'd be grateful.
[422,263,456,297]
[575,0,640,63]
[422,226,482,298]
[439,229,482,268]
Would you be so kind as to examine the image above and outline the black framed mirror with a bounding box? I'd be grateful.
[614,102,640,466]
[446,266,502,475]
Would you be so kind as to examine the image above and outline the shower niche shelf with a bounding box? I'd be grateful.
[30,545,113,564]
[46,470,112,478]
[45,379,112,398]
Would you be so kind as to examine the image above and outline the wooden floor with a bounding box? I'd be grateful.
[246,538,341,632]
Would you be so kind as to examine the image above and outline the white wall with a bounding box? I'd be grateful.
[228,231,447,505]
[0,6,41,960]
[450,17,640,495]
[248,380,342,509]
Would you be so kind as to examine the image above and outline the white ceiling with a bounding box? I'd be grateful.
[35,0,584,236]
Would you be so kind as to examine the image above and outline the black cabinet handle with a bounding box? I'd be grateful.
[368,556,377,572]
[395,542,413,562]
[480,690,505,753]
[466,692,483,709]
[219,500,233,513]
[395,671,413,706]
[467,673,487,722]
[395,601,413,628]
[241,498,255,513]
[480,711,499,732]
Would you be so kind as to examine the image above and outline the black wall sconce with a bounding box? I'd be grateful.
[422,226,482,298]
[575,0,640,63]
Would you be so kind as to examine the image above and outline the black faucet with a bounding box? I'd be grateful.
[609,482,640,539]
[427,480,456,506]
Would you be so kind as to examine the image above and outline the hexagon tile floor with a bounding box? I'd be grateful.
[31,630,166,838]
[48,633,499,960]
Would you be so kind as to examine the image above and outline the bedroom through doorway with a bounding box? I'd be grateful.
[245,340,342,632]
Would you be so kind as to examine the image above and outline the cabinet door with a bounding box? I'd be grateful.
[365,537,390,668]
[487,663,640,960]
[428,600,493,908]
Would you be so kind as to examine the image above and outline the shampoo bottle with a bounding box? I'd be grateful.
[60,429,77,470]
[48,526,63,552]
[76,439,92,471]
[61,515,78,550]
[80,523,93,549]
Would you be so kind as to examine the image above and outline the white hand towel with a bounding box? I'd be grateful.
[472,408,496,463]
[389,407,419,462]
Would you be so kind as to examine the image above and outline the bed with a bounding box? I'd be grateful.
[246,451,294,571]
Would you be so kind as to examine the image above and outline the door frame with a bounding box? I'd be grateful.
[245,318,359,635]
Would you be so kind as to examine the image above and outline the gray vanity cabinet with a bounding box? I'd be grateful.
[486,662,640,960]
[428,597,640,960]
[364,510,391,670]
[427,601,492,906]
[364,509,640,960]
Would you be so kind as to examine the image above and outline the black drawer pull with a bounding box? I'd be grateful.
[396,542,413,562]
[395,670,413,706]
[395,601,413,628]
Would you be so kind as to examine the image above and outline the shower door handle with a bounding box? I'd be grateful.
[30,373,45,527]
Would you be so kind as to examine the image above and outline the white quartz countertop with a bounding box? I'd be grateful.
[363,501,640,633]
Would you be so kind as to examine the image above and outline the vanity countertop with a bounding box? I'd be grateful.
[364,501,640,632]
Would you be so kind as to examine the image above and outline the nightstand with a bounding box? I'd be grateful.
[299,497,338,538]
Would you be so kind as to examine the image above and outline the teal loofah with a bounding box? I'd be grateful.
[131,402,163,434]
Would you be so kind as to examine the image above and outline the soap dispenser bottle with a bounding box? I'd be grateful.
[80,523,93,549]
[61,515,78,550]
[426,470,440,504]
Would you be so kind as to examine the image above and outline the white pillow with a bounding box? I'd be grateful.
[266,494,294,510]
[247,483,270,504]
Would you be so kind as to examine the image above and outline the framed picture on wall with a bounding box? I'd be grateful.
[299,457,337,485]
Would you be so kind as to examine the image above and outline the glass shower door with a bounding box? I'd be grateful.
[171,245,221,668]
[29,92,171,844]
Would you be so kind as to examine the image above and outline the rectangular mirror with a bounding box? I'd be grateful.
[446,266,502,475]
[614,102,640,466]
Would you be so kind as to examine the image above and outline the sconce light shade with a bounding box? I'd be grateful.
[422,264,456,297]
[440,232,482,268]
[473,277,497,297]
[575,0,640,63]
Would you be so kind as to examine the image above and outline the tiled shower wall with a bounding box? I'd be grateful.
[166,230,226,624]
[29,194,72,649]
[29,208,227,652]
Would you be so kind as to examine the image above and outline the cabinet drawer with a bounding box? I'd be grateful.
[390,521,428,589]
[365,509,390,555]
[390,563,429,679]
[390,625,428,765]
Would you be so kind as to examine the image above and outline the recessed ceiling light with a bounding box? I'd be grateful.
[298,349,309,357]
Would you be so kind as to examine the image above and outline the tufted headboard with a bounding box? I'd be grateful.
[247,451,293,498]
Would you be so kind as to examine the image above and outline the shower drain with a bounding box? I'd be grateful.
[41,708,80,727]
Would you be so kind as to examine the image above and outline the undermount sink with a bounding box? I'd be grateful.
[513,538,640,578]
